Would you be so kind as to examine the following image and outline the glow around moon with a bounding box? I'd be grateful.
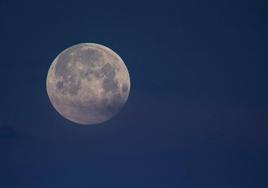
[46,43,130,125]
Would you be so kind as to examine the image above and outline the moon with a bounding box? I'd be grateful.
[46,43,130,125]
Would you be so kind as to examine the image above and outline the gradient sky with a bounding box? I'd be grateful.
[0,0,267,187]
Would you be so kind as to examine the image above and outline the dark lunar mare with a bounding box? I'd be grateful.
[101,63,119,93]
[55,45,104,96]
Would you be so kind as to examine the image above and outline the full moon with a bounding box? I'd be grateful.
[46,43,130,125]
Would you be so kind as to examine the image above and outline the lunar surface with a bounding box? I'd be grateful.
[46,43,130,125]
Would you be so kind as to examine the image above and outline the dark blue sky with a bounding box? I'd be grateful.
[0,0,267,187]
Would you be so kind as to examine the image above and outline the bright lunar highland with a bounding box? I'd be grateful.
[46,43,130,125]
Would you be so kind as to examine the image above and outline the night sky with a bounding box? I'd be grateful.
[0,0,268,187]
